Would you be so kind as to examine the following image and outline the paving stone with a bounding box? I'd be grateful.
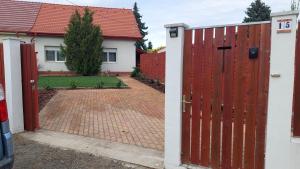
[40,76,165,151]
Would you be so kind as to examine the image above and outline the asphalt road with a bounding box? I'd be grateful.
[12,134,150,169]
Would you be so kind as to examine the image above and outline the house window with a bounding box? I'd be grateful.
[102,49,117,63]
[45,46,65,62]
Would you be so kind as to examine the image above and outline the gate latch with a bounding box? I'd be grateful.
[30,80,35,89]
[182,95,192,112]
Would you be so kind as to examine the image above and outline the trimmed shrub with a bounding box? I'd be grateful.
[43,85,53,91]
[131,67,140,77]
[116,80,122,88]
[95,81,104,89]
[70,81,77,89]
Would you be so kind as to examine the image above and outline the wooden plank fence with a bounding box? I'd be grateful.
[140,52,165,82]
[181,23,271,169]
[293,23,300,137]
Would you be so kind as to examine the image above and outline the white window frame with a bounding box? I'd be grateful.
[102,48,117,63]
[45,46,65,62]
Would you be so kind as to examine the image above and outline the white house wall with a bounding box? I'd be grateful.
[0,34,136,73]
[0,34,32,43]
[34,37,68,72]
[102,39,136,73]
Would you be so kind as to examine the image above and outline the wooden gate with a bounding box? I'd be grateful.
[182,23,271,169]
[21,44,39,131]
[293,22,300,137]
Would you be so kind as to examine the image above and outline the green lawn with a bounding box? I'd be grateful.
[38,76,126,89]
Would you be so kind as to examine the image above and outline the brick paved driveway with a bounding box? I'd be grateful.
[40,76,164,151]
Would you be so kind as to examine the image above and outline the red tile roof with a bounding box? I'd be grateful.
[0,0,141,39]
[0,0,41,32]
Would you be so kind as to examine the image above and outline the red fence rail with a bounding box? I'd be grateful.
[293,23,300,136]
[140,52,165,82]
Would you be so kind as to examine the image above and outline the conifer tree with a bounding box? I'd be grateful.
[243,0,271,23]
[133,2,148,51]
[61,8,103,75]
[291,0,300,10]
[148,41,153,50]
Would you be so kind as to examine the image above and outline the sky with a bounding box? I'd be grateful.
[23,0,291,48]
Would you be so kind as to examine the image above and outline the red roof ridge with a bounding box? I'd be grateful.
[28,1,42,33]
[0,0,142,39]
[35,1,132,12]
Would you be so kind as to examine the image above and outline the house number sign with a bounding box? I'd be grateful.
[277,19,292,33]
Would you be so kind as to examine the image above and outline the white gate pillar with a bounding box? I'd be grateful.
[164,23,188,169]
[265,11,299,169]
[3,38,24,133]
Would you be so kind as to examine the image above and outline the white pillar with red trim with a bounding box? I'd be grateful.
[3,38,24,133]
[164,23,188,169]
[265,11,300,169]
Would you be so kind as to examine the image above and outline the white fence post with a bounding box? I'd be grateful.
[164,23,188,169]
[265,11,299,169]
[3,38,24,133]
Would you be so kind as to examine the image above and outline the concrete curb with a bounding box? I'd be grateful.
[19,129,164,169]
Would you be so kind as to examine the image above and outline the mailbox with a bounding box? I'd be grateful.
[249,47,259,59]
[169,27,178,38]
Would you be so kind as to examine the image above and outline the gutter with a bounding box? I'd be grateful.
[0,31,142,41]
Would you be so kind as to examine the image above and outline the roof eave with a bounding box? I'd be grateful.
[0,30,30,35]
[28,32,141,41]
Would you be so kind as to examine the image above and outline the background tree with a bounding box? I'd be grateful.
[133,2,148,51]
[243,0,271,23]
[61,8,103,76]
[291,0,300,10]
[148,41,153,50]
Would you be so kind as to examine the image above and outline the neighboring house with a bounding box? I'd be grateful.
[0,0,141,74]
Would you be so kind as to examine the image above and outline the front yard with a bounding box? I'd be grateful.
[38,76,126,89]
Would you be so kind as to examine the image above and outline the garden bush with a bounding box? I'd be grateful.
[116,80,122,88]
[95,81,104,89]
[131,67,141,77]
[70,81,77,89]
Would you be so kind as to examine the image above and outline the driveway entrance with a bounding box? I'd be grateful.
[40,77,164,151]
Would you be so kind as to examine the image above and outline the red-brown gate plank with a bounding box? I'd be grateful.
[255,23,271,169]
[31,44,39,129]
[21,44,33,131]
[293,22,300,136]
[211,27,224,169]
[191,29,204,164]
[244,24,261,169]
[182,29,193,163]
[21,44,39,131]
[0,44,5,89]
[232,25,249,169]
[200,28,214,166]
[221,26,236,169]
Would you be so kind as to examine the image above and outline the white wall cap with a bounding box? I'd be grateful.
[271,11,299,17]
[164,23,189,29]
[2,38,22,41]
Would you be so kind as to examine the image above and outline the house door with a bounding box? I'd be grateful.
[181,23,271,169]
[21,44,39,131]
